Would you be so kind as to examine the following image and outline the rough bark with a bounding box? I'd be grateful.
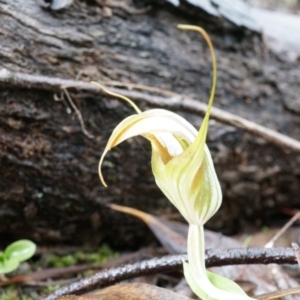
[0,0,300,248]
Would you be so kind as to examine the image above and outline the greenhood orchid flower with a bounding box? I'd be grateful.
[98,108,221,226]
[96,25,255,300]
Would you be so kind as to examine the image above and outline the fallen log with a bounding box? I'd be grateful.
[0,0,300,247]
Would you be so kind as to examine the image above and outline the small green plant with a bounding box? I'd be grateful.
[0,240,36,274]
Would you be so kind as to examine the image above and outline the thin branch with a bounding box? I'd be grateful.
[0,68,300,152]
[263,212,300,296]
[0,247,159,287]
[43,247,296,300]
[61,88,94,139]
[96,0,151,15]
[265,211,300,248]
[291,243,300,268]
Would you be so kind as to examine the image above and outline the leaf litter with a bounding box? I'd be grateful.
[109,203,300,299]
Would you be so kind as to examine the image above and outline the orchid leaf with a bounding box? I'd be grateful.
[207,270,248,297]
[183,261,210,300]
[186,225,254,300]
[184,262,249,300]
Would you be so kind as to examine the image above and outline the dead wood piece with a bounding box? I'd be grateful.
[0,2,92,45]
[1,0,300,246]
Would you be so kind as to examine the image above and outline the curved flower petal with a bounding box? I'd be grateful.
[99,109,198,186]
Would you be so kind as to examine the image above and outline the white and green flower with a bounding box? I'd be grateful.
[97,25,255,300]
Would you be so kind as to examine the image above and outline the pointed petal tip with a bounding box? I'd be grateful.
[177,24,204,31]
[102,182,108,188]
[99,149,109,187]
[99,164,108,187]
[99,173,108,188]
[107,203,117,209]
[90,81,141,114]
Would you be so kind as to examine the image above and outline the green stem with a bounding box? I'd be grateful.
[187,225,255,300]
[177,25,216,117]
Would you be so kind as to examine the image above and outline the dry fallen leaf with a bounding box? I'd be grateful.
[109,204,300,296]
[256,286,300,300]
[58,282,195,300]
[58,296,100,300]
[108,203,187,254]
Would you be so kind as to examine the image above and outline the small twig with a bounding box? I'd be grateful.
[43,247,296,300]
[104,80,178,97]
[53,90,72,114]
[95,0,151,15]
[257,286,300,300]
[1,68,300,152]
[0,247,159,287]
[61,88,94,139]
[291,243,300,268]
[264,212,300,298]
[0,274,7,282]
[265,211,300,248]
[282,208,300,217]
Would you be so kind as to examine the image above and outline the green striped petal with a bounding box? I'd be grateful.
[151,118,222,225]
[99,109,197,186]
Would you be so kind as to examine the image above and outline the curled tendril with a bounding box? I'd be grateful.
[90,81,141,114]
[91,25,216,123]
[177,24,217,121]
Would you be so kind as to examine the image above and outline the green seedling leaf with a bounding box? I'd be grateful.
[0,252,19,274]
[5,239,36,263]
